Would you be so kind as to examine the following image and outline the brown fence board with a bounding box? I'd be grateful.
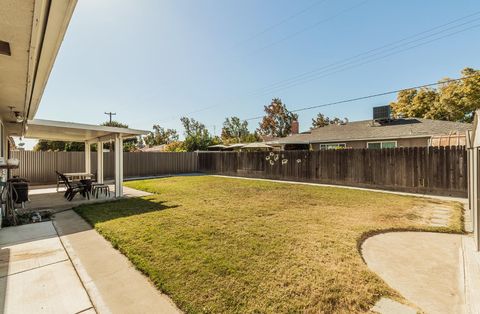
[11,148,467,197]
[11,151,198,184]
[198,147,467,197]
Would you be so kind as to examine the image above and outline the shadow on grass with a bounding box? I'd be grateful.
[74,196,179,226]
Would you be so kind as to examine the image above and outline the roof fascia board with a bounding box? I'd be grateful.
[24,0,50,118]
[28,119,148,135]
[26,0,78,121]
[309,135,432,144]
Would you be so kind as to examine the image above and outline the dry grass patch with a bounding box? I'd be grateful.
[76,176,463,313]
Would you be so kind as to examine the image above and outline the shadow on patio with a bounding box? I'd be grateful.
[23,184,153,213]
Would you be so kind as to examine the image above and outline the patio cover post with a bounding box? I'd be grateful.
[474,147,479,251]
[97,140,104,184]
[472,110,480,251]
[114,134,123,197]
[85,141,91,174]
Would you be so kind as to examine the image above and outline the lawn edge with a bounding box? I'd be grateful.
[79,179,467,314]
[356,201,466,312]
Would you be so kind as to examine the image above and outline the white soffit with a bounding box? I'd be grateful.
[0,0,77,125]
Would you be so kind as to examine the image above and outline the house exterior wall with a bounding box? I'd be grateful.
[311,137,430,150]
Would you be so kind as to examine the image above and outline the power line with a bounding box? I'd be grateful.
[157,11,480,125]
[231,0,329,49]
[251,23,480,97]
[250,12,480,96]
[245,0,370,56]
[244,73,480,121]
[250,10,480,94]
[104,112,116,123]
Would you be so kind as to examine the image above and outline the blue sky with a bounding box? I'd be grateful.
[29,0,480,147]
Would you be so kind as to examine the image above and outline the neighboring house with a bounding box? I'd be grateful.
[138,145,167,152]
[267,118,472,150]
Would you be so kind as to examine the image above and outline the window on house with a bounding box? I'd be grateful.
[319,143,346,150]
[367,141,397,149]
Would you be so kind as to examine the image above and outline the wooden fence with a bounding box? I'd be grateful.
[11,147,468,197]
[11,151,198,184]
[198,147,468,197]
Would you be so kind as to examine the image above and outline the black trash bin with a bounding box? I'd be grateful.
[8,178,29,203]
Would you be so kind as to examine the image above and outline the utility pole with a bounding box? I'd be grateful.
[104,112,116,123]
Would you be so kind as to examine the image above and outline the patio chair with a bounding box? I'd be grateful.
[55,171,89,201]
[56,171,66,191]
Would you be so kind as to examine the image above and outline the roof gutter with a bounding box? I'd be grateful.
[309,134,434,144]
[22,0,78,136]
[269,134,437,145]
[23,0,52,135]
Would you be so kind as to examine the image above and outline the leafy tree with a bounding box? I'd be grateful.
[164,141,186,152]
[311,113,348,128]
[101,120,137,152]
[391,68,480,122]
[101,120,129,128]
[312,113,331,128]
[242,132,262,143]
[180,117,213,151]
[34,140,85,152]
[221,116,260,143]
[144,125,179,147]
[257,98,298,137]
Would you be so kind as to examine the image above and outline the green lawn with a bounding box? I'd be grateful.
[75,176,463,313]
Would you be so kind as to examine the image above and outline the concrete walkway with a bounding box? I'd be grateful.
[53,210,181,314]
[362,232,465,314]
[0,222,93,313]
[0,211,181,314]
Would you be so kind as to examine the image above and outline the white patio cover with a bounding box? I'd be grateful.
[7,119,149,197]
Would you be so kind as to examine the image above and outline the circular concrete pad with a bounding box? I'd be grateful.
[362,232,464,314]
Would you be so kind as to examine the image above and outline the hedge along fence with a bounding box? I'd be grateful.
[11,151,198,184]
[197,147,468,197]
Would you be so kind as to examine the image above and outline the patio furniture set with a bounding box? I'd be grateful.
[56,171,111,201]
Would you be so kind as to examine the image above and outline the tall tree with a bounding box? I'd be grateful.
[312,113,330,128]
[144,125,179,147]
[311,113,348,129]
[391,68,480,122]
[164,141,186,152]
[257,98,298,138]
[34,140,85,152]
[101,120,137,152]
[221,116,259,143]
[180,117,213,151]
[101,120,129,128]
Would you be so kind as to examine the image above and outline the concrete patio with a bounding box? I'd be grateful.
[360,193,480,314]
[24,184,151,213]
[363,232,465,313]
[362,226,480,314]
[0,207,180,313]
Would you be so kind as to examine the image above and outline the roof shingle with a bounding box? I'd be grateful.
[267,118,472,145]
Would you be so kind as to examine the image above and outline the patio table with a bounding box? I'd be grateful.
[64,172,94,180]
